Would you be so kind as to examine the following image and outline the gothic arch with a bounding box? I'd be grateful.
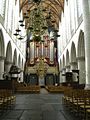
[66,49,69,66]
[77,30,85,58]
[13,49,17,66]
[62,54,65,68]
[5,41,12,62]
[22,58,24,69]
[0,29,5,57]
[18,54,21,68]
[60,59,62,70]
[70,42,76,63]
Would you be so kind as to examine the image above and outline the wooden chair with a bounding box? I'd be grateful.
[79,90,90,119]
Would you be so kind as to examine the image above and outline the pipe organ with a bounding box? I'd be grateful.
[25,35,59,86]
[29,39,55,65]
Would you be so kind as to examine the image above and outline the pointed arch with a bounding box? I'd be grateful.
[62,54,65,68]
[70,42,76,62]
[6,41,12,62]
[18,54,21,68]
[13,49,17,65]
[0,29,5,57]
[77,30,85,58]
[60,59,62,70]
[66,49,69,66]
[22,58,24,69]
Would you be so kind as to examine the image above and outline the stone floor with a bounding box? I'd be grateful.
[0,88,81,120]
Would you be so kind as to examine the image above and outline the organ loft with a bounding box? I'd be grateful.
[25,34,59,86]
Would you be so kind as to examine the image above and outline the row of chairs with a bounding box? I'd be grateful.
[0,89,16,114]
[62,86,90,120]
[15,85,40,93]
[14,81,40,93]
[46,85,64,93]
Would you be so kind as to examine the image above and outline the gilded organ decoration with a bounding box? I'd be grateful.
[37,57,45,78]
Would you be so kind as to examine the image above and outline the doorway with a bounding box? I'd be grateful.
[39,76,45,87]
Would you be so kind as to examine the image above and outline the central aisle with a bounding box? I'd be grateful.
[40,88,49,94]
[0,88,80,120]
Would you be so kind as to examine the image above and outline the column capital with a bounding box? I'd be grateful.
[76,57,85,61]
[0,56,5,60]
[60,69,62,72]
[65,65,70,72]
[65,65,70,68]
[5,61,13,65]
[62,68,66,71]
[70,62,77,65]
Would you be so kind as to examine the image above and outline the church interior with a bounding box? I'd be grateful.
[0,0,90,120]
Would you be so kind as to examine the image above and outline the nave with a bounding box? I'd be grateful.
[0,0,90,120]
[0,88,81,120]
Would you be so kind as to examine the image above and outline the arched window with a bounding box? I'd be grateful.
[69,0,75,35]
[76,0,83,25]
[0,0,6,17]
[7,0,13,30]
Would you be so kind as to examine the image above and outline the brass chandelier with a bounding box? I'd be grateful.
[13,0,60,41]
[26,5,48,41]
[14,4,48,41]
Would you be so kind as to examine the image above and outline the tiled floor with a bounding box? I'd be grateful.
[0,88,81,120]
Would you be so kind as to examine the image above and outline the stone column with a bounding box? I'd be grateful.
[82,0,90,89]
[0,57,5,79]
[77,57,85,84]
[61,68,66,83]
[20,70,24,82]
[5,61,12,73]
[59,70,62,84]
[70,62,78,82]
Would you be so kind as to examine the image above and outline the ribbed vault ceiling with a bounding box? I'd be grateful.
[20,0,64,30]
